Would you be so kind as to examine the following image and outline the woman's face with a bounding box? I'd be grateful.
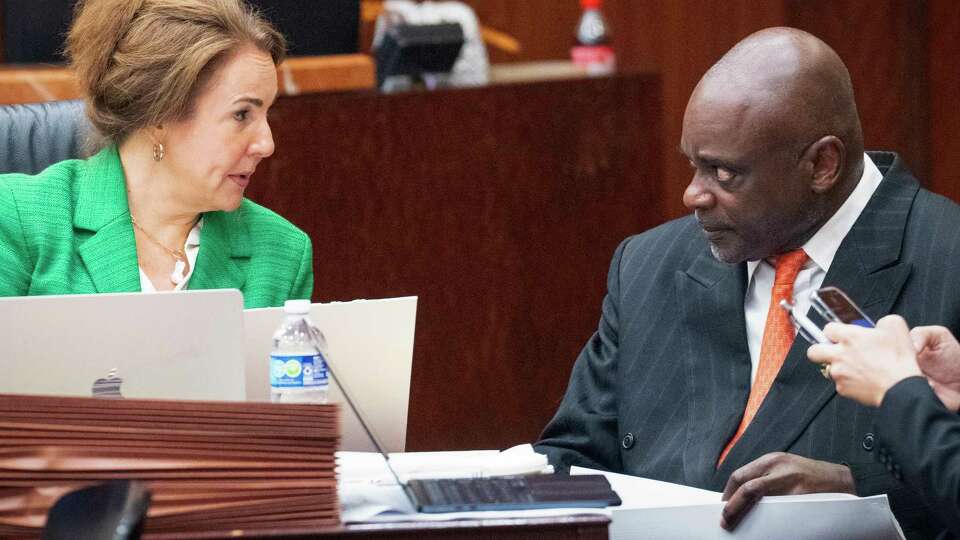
[160,46,278,213]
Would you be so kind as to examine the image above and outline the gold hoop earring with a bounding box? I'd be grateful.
[153,142,165,162]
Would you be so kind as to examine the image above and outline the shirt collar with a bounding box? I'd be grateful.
[747,153,884,280]
[186,216,204,249]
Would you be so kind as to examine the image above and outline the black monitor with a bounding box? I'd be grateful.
[246,0,359,56]
[3,0,75,64]
[2,0,359,64]
[375,23,464,88]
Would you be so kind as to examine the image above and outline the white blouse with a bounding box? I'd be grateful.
[138,218,203,293]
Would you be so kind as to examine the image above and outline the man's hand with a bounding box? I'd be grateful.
[912,325,960,412]
[808,315,922,407]
[720,452,855,530]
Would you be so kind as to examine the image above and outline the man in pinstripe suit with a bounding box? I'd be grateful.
[535,27,960,538]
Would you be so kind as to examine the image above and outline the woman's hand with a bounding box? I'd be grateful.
[807,315,922,407]
[912,325,960,412]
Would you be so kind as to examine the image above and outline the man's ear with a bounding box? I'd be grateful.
[803,136,845,193]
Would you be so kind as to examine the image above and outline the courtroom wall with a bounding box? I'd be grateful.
[248,74,664,450]
[461,0,960,216]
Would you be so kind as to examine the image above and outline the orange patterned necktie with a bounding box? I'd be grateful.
[717,249,808,466]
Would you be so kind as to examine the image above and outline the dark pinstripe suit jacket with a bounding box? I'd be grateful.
[877,377,960,539]
[535,151,960,537]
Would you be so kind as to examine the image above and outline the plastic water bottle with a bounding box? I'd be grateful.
[270,299,329,403]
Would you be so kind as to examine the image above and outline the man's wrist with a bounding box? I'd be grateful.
[833,463,857,494]
[879,375,929,410]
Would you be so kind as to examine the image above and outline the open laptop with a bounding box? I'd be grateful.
[0,290,245,400]
[304,298,621,513]
[243,297,417,453]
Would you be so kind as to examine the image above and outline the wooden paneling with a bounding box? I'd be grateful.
[248,73,664,450]
[0,66,79,104]
[461,1,582,64]
[611,0,784,219]
[440,1,960,211]
[277,54,374,95]
[0,55,375,105]
[787,1,931,187]
[929,0,960,201]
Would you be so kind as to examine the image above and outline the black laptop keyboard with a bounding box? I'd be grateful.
[406,474,621,513]
[419,477,535,505]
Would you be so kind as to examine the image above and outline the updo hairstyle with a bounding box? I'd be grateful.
[66,0,286,144]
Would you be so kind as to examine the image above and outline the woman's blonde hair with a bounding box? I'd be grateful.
[67,0,285,144]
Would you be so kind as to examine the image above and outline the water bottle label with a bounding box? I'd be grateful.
[270,353,329,388]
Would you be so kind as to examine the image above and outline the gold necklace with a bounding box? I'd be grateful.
[130,215,192,285]
[130,216,187,262]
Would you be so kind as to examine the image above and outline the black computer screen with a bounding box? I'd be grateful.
[247,0,359,57]
[3,0,359,64]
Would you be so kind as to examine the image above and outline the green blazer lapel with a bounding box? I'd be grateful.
[189,209,249,291]
[74,146,141,293]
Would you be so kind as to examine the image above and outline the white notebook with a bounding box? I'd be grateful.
[244,297,417,453]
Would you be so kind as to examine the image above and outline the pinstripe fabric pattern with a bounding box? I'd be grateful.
[0,145,313,308]
[535,152,960,538]
[876,377,960,538]
[717,249,807,465]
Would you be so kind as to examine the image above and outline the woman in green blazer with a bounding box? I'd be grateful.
[0,0,312,309]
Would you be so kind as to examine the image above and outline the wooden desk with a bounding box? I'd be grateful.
[150,515,610,539]
[249,71,664,451]
[0,54,374,104]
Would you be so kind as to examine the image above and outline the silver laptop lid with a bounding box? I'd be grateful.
[0,290,245,400]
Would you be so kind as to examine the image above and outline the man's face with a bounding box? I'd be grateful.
[679,90,817,264]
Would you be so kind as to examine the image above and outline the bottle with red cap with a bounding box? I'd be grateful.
[571,0,616,75]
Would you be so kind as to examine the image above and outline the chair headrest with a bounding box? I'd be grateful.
[0,100,93,175]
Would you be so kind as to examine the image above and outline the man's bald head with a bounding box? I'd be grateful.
[680,28,866,263]
[697,27,863,177]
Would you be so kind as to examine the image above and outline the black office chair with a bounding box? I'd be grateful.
[42,480,151,540]
[0,100,91,174]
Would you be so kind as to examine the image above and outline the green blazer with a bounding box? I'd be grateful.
[0,145,313,308]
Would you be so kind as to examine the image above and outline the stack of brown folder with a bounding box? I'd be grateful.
[0,393,339,536]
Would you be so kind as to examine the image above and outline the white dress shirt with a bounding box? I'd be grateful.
[139,218,203,293]
[743,154,883,384]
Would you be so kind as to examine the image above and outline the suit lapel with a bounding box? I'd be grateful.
[711,155,918,487]
[74,146,140,293]
[677,250,752,488]
[188,210,249,292]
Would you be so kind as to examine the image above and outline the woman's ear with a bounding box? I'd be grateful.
[147,124,165,144]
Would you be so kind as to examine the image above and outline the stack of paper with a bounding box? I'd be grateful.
[570,466,905,540]
[338,444,553,484]
[0,394,340,536]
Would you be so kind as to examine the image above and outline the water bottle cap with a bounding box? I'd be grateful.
[580,0,602,8]
[283,299,311,315]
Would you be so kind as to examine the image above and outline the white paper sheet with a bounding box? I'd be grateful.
[338,445,552,484]
[570,466,905,540]
[244,296,417,452]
